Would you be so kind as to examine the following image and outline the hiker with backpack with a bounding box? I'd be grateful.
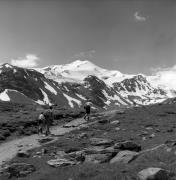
[38,112,45,135]
[84,101,91,121]
[43,105,54,136]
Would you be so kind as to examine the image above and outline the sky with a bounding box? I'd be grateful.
[0,0,176,75]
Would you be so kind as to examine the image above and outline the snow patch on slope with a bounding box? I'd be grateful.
[0,89,10,101]
[35,99,45,105]
[40,89,51,105]
[102,90,127,105]
[76,93,86,100]
[63,93,81,108]
[44,81,57,95]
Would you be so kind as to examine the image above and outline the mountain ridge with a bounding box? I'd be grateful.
[0,60,174,108]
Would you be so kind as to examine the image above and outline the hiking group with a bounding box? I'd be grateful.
[38,100,92,136]
[38,106,54,136]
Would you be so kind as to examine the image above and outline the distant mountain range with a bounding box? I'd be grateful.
[0,60,175,109]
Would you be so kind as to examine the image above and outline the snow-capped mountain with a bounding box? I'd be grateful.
[36,60,132,85]
[0,60,173,109]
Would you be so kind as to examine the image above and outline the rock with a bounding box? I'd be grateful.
[90,138,114,147]
[146,127,153,130]
[116,111,125,114]
[111,120,120,125]
[140,131,149,136]
[17,144,23,148]
[156,129,160,132]
[68,151,85,162]
[56,151,71,159]
[110,150,138,164]
[38,137,54,144]
[79,124,89,130]
[142,137,146,141]
[17,150,30,158]
[165,139,176,146]
[85,153,112,163]
[64,147,81,154]
[4,163,35,178]
[149,134,155,139]
[115,127,120,131]
[166,148,172,152]
[117,141,141,152]
[78,133,88,139]
[98,119,109,124]
[47,158,76,167]
[167,129,174,133]
[137,167,171,180]
[0,135,6,141]
[1,129,10,137]
[36,151,41,155]
[84,146,105,154]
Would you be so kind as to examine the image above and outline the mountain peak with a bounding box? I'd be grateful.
[1,63,13,69]
[68,60,99,70]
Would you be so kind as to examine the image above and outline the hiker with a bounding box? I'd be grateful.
[38,112,45,135]
[84,101,91,121]
[43,105,54,136]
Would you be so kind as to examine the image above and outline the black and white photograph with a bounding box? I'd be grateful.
[0,0,176,179]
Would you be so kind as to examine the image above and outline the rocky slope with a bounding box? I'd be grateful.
[0,61,172,109]
[1,103,176,179]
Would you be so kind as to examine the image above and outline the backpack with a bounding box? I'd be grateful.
[84,104,90,113]
[43,109,52,119]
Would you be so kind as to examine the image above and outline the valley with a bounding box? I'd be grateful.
[1,102,176,179]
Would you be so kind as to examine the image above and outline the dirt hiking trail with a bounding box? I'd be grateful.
[0,118,86,169]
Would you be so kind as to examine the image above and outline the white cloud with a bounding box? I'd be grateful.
[11,54,39,68]
[150,65,176,90]
[134,11,147,22]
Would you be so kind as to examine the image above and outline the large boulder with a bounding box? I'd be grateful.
[68,150,85,162]
[85,153,112,164]
[110,150,138,164]
[47,157,76,167]
[4,163,35,178]
[84,146,118,155]
[137,167,171,180]
[115,141,141,152]
[90,138,114,147]
[17,150,30,158]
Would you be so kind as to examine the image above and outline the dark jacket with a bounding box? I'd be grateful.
[84,104,90,114]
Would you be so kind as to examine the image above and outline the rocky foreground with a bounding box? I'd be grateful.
[1,103,176,179]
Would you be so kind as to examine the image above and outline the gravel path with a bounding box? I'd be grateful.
[0,118,86,168]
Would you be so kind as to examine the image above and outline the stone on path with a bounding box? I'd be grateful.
[85,153,112,164]
[84,145,119,155]
[98,119,109,124]
[78,133,88,139]
[38,137,54,144]
[111,120,120,125]
[90,138,114,147]
[115,141,141,152]
[110,150,138,164]
[47,158,76,167]
[115,127,120,131]
[149,134,155,139]
[137,167,171,180]
[17,150,30,158]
